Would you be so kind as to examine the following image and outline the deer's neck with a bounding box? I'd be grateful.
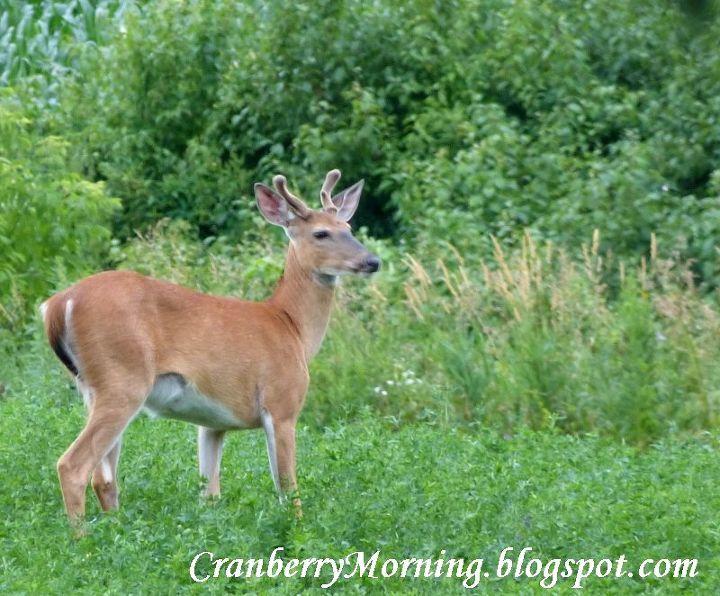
[268,244,336,361]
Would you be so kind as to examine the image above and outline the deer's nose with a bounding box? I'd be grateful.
[365,255,381,273]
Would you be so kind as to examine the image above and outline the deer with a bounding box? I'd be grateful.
[41,169,380,530]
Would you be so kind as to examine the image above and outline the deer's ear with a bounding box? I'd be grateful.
[333,180,364,222]
[255,183,291,227]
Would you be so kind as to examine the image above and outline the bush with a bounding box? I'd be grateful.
[0,90,118,340]
[112,218,284,301]
[51,0,720,285]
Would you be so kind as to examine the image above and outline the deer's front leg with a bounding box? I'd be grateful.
[260,410,301,517]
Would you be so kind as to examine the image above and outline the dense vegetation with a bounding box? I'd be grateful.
[2,0,720,442]
[1,2,719,592]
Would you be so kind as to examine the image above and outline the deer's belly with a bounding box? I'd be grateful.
[144,373,245,429]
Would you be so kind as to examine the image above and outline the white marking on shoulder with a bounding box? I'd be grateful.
[39,301,48,322]
[144,375,245,430]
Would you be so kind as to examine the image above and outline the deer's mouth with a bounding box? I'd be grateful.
[318,255,380,278]
[346,262,381,276]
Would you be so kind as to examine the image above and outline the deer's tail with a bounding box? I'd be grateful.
[40,294,79,377]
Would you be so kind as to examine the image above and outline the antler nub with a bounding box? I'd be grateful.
[320,169,341,212]
[273,175,310,218]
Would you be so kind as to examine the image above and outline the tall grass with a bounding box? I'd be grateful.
[392,231,720,444]
[101,223,720,445]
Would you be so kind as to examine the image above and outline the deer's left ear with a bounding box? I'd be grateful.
[255,183,291,227]
[332,180,364,222]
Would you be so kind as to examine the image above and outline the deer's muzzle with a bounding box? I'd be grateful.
[363,255,381,273]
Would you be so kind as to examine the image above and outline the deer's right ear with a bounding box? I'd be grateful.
[255,183,291,227]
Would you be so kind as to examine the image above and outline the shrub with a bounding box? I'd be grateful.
[5,0,720,445]
[51,0,720,284]
[0,90,118,340]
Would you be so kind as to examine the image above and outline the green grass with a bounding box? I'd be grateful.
[0,345,717,594]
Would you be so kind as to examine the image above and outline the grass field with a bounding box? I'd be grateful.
[0,342,717,594]
[2,1,720,594]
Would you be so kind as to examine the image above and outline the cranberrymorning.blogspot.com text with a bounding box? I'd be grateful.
[189,547,698,589]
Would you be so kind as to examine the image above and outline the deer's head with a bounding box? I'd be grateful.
[254,170,380,283]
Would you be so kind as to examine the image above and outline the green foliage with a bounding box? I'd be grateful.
[59,0,444,237]
[0,0,134,99]
[113,225,720,445]
[4,3,720,592]
[49,0,720,285]
[113,218,284,301]
[1,0,719,442]
[0,352,718,592]
[5,2,720,272]
[0,90,118,338]
[394,233,720,444]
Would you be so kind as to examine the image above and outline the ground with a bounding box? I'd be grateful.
[0,349,717,594]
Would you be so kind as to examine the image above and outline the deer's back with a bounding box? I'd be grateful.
[43,271,309,425]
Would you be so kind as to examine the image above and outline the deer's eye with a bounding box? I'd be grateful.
[313,230,330,240]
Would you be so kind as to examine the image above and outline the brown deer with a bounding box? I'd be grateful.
[41,170,379,529]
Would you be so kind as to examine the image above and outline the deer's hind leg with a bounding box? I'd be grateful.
[79,380,125,512]
[91,438,122,511]
[57,378,147,527]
